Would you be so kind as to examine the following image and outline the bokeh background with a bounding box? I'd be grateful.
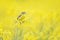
[0,0,60,40]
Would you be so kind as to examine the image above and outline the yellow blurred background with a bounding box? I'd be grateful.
[0,0,60,40]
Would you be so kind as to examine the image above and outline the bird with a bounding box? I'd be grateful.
[17,12,26,24]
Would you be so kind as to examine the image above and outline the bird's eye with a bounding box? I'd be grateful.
[21,12,26,14]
